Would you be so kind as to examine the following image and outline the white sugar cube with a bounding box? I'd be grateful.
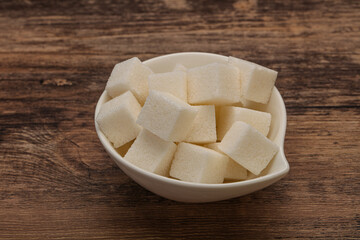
[228,56,277,104]
[219,121,279,175]
[136,90,198,142]
[237,96,268,110]
[105,57,152,105]
[185,105,216,144]
[217,106,271,140]
[205,143,247,181]
[170,143,228,184]
[96,91,142,148]
[187,62,241,105]
[148,71,187,102]
[173,63,187,72]
[124,129,177,176]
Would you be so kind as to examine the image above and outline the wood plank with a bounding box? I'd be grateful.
[1,107,359,238]
[0,1,359,107]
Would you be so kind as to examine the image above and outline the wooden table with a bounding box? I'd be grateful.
[1,0,359,239]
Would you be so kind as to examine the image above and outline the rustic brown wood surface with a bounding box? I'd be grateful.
[0,0,359,239]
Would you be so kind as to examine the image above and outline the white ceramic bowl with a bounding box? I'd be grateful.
[95,52,290,203]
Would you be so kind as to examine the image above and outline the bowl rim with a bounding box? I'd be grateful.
[95,52,290,189]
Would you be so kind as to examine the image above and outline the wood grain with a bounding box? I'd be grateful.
[0,0,359,239]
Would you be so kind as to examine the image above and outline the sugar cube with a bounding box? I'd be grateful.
[173,63,187,72]
[205,143,247,181]
[232,96,263,108]
[96,91,142,148]
[136,90,198,142]
[148,71,187,102]
[184,105,216,144]
[219,121,278,175]
[170,143,228,184]
[228,56,277,104]
[105,57,152,105]
[187,62,241,105]
[124,129,177,176]
[217,106,271,140]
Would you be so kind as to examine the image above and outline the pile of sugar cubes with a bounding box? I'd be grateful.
[96,56,279,184]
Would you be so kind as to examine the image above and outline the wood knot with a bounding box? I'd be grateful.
[41,78,73,86]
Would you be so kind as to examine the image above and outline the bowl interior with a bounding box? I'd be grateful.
[95,52,289,187]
